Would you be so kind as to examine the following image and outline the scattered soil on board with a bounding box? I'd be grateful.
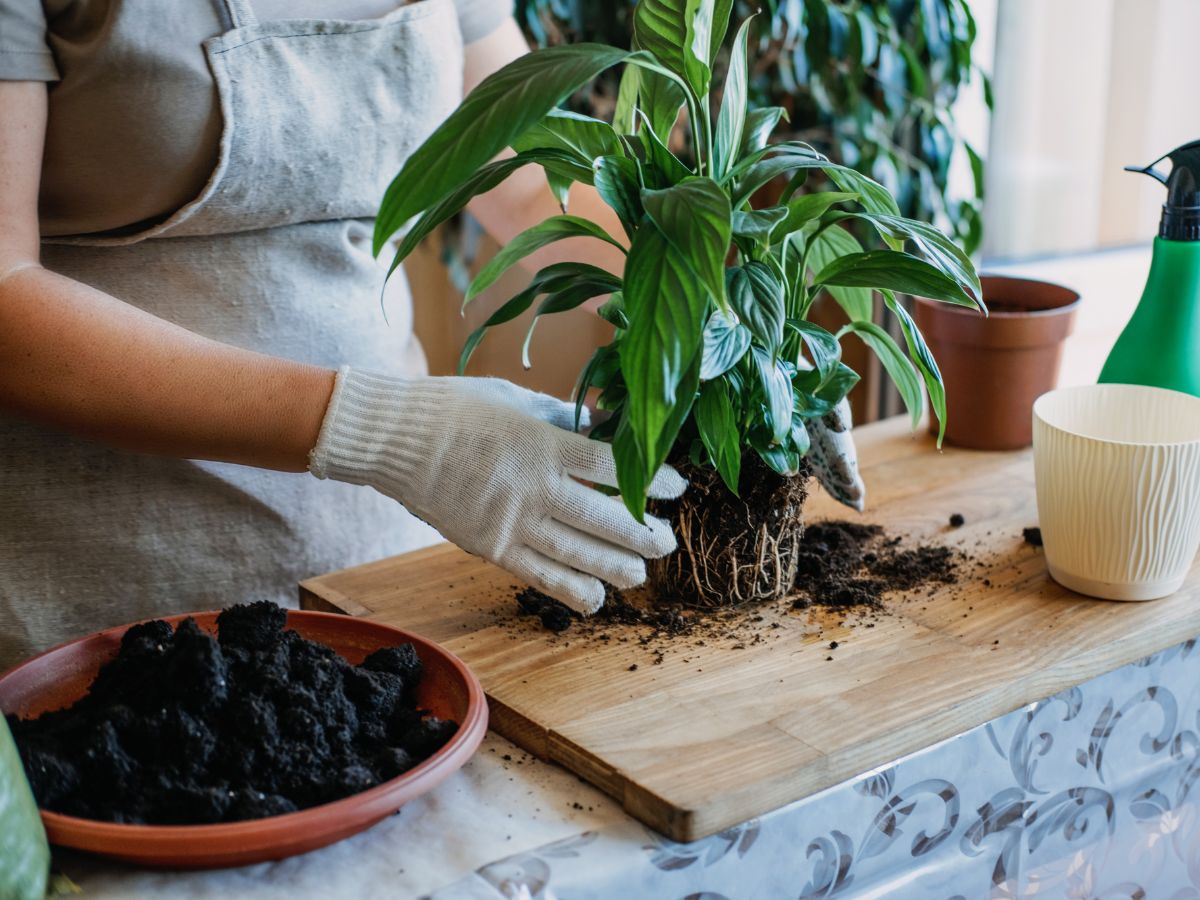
[1023,526,1044,547]
[506,518,972,660]
[8,602,457,824]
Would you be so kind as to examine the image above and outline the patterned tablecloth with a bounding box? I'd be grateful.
[59,635,1200,898]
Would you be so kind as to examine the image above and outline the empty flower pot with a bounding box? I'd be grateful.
[1033,384,1200,601]
[914,275,1080,450]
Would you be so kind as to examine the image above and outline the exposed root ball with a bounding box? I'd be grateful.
[649,454,811,607]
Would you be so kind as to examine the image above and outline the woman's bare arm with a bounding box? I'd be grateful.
[0,82,335,472]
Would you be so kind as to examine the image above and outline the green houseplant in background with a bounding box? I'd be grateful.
[375,0,983,607]
[515,0,988,255]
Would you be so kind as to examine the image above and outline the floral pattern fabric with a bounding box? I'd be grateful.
[430,639,1200,899]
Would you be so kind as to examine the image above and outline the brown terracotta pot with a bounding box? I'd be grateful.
[913,275,1080,450]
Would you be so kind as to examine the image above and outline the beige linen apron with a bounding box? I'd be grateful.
[0,0,464,666]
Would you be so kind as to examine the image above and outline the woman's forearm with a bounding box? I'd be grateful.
[0,265,335,472]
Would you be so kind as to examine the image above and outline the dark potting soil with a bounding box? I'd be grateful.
[514,519,962,638]
[1023,527,1044,547]
[7,602,457,825]
[949,513,965,528]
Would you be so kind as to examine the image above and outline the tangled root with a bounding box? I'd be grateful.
[648,454,811,608]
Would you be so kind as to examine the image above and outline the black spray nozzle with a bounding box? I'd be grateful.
[1127,140,1200,241]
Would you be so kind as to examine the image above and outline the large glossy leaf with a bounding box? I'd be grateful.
[616,63,686,144]
[375,44,631,254]
[700,308,751,379]
[633,0,716,98]
[520,275,623,368]
[713,16,753,179]
[752,346,793,443]
[815,249,979,308]
[732,207,788,244]
[695,379,741,493]
[635,114,693,187]
[710,0,735,61]
[619,223,708,501]
[731,147,898,215]
[511,109,624,171]
[386,149,589,276]
[769,192,859,242]
[465,216,624,306]
[740,107,787,158]
[593,155,644,239]
[884,291,948,445]
[785,319,841,383]
[458,263,616,373]
[837,211,983,306]
[804,224,873,321]
[840,321,925,429]
[728,262,785,356]
[641,178,732,308]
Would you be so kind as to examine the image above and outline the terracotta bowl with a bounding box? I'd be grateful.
[0,610,488,869]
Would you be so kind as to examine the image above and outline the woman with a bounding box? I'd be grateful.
[0,0,860,669]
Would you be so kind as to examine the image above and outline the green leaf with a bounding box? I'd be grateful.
[613,413,650,522]
[521,275,622,368]
[641,178,732,308]
[713,16,754,179]
[574,342,618,431]
[385,149,589,276]
[619,223,708,495]
[815,249,980,309]
[836,211,983,305]
[633,0,715,98]
[593,155,644,239]
[511,109,624,170]
[458,263,617,373]
[728,262,785,356]
[883,291,948,446]
[619,61,688,144]
[597,291,629,329]
[740,107,787,157]
[785,319,841,383]
[752,346,793,443]
[710,0,736,61]
[374,44,632,254]
[730,146,898,215]
[700,308,751,379]
[465,215,624,306]
[841,321,925,429]
[635,113,694,187]
[732,207,788,244]
[769,192,859,242]
[695,379,741,493]
[613,63,641,136]
[805,225,874,321]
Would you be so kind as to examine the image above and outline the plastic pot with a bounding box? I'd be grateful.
[913,274,1080,450]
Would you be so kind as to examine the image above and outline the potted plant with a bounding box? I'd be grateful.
[373,0,984,607]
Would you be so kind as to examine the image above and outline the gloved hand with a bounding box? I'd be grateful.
[805,397,866,512]
[309,368,685,614]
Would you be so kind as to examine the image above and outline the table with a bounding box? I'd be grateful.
[61,246,1200,897]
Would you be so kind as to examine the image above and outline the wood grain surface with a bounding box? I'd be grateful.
[300,416,1200,841]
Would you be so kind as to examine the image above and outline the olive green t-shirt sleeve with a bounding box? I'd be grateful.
[452,0,514,44]
[0,0,59,80]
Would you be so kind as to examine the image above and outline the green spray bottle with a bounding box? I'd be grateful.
[1099,140,1200,395]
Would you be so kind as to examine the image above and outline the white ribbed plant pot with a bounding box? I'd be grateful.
[1033,384,1200,601]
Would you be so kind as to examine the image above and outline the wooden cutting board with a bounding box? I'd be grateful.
[299,416,1200,841]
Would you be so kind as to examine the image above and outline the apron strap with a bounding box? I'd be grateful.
[219,0,259,29]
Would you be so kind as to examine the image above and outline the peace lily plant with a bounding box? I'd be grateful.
[374,0,984,607]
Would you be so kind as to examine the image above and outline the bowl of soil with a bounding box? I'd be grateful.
[0,604,487,869]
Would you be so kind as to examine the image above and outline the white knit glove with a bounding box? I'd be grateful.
[805,397,866,512]
[309,368,685,614]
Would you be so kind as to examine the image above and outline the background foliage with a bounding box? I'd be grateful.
[515,0,987,255]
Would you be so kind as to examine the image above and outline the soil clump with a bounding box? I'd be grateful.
[514,519,964,645]
[8,602,457,824]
